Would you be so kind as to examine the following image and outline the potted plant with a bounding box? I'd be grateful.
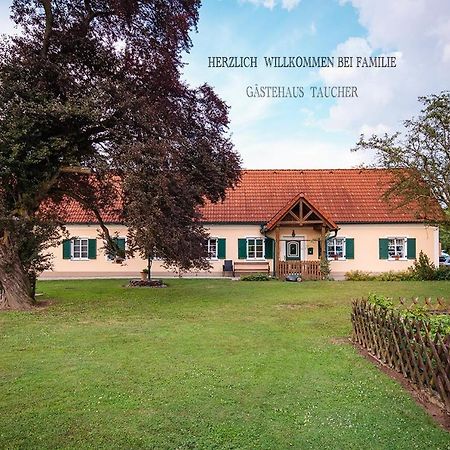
[140,268,149,281]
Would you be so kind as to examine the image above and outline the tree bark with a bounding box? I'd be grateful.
[0,242,34,310]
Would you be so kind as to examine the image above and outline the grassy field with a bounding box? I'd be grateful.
[1,279,449,449]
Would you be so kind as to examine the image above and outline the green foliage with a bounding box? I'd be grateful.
[409,251,436,280]
[240,273,271,281]
[367,293,394,309]
[402,305,430,320]
[376,270,413,281]
[345,271,376,281]
[429,315,450,336]
[345,270,412,281]
[439,212,450,252]
[346,254,450,281]
[435,266,450,280]
[353,92,450,223]
[367,292,449,337]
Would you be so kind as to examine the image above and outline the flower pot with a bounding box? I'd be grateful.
[140,271,148,281]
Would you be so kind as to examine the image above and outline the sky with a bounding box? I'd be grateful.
[1,0,450,169]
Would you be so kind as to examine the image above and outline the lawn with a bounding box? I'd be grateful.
[1,279,449,449]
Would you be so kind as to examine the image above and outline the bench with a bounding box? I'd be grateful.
[233,261,270,277]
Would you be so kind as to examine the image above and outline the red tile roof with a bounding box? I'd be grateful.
[200,169,442,224]
[60,198,122,223]
[60,169,442,225]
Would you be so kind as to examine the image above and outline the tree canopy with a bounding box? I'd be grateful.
[0,0,241,309]
[353,91,449,224]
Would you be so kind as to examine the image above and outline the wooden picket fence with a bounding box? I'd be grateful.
[351,299,450,413]
[277,260,321,280]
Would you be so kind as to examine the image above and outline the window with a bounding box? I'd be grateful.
[287,241,300,258]
[207,238,218,259]
[72,238,88,259]
[327,238,345,259]
[247,238,264,259]
[388,237,406,259]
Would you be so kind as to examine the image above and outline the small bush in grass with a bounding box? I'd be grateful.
[240,273,271,281]
[345,270,376,281]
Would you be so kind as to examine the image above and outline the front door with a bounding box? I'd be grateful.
[286,240,301,260]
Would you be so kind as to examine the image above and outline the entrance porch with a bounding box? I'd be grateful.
[263,193,339,280]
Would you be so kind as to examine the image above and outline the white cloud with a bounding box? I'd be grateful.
[321,0,450,136]
[281,0,301,11]
[234,133,367,169]
[241,0,301,11]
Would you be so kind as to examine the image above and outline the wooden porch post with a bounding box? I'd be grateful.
[275,225,280,278]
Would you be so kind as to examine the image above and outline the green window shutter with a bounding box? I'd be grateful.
[264,238,274,259]
[345,238,354,259]
[238,239,247,259]
[116,238,126,251]
[407,238,416,259]
[217,238,226,259]
[88,239,97,259]
[63,239,71,259]
[379,238,389,260]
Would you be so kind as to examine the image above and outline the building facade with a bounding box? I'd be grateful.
[41,169,441,279]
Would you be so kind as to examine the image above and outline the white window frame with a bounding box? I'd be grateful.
[388,237,407,260]
[327,237,346,261]
[105,237,127,262]
[246,237,265,260]
[207,238,218,260]
[71,238,89,260]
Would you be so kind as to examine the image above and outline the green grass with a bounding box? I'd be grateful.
[1,279,449,449]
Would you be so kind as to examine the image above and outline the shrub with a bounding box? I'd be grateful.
[367,293,450,337]
[345,270,376,281]
[240,273,271,281]
[409,251,436,280]
[435,266,450,280]
[367,293,394,309]
[429,314,450,336]
[376,270,413,281]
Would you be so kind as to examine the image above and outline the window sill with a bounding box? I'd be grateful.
[328,258,346,261]
[388,258,407,261]
[246,258,266,261]
[70,258,89,261]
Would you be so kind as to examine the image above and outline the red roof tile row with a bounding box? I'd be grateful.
[200,169,441,224]
[60,169,442,225]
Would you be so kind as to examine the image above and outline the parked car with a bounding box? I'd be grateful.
[439,256,450,266]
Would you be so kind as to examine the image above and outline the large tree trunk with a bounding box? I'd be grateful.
[0,242,34,310]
